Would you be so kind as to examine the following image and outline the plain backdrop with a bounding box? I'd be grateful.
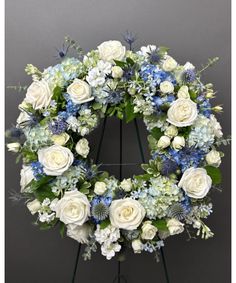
[5,0,231,282]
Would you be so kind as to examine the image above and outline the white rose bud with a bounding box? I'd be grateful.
[94,181,107,195]
[111,66,124,78]
[67,223,92,244]
[164,125,178,138]
[141,221,158,240]
[157,136,171,149]
[206,149,221,167]
[51,133,70,146]
[172,136,185,150]
[178,167,212,199]
[27,199,41,215]
[7,142,21,153]
[177,86,190,99]
[132,239,143,254]
[97,40,126,62]
[75,138,90,158]
[67,79,94,105]
[160,81,174,94]
[120,178,133,192]
[167,218,184,235]
[162,56,178,72]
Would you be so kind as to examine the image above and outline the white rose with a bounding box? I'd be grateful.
[164,125,178,138]
[67,223,92,244]
[141,221,158,240]
[209,114,223,138]
[7,142,21,153]
[94,181,107,195]
[51,133,70,146]
[132,239,143,254]
[54,190,90,225]
[157,136,171,149]
[177,86,190,99]
[38,145,74,176]
[206,149,221,167]
[16,111,30,128]
[167,98,198,127]
[97,40,126,62]
[160,81,174,94]
[162,56,178,72]
[67,79,93,105]
[172,136,185,150]
[75,138,90,158]
[109,198,145,230]
[178,167,212,199]
[120,178,133,192]
[27,199,41,215]
[111,66,124,78]
[167,218,184,235]
[25,80,52,110]
[20,165,34,192]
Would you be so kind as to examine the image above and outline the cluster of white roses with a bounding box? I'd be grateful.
[7,38,226,260]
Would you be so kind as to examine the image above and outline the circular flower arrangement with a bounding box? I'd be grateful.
[7,36,226,260]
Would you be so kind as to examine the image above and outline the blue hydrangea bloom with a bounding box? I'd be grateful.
[31,162,45,179]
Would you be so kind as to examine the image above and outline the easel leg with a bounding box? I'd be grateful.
[133,118,171,283]
[71,243,81,283]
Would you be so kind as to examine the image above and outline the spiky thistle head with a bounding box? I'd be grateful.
[168,203,187,220]
[91,202,109,222]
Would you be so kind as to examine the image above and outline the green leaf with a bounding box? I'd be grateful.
[60,222,66,238]
[52,86,63,102]
[189,90,197,100]
[134,173,150,181]
[92,102,103,110]
[150,127,163,140]
[100,219,110,229]
[126,57,135,66]
[125,100,136,123]
[204,165,222,185]
[152,219,168,231]
[80,181,91,190]
[147,135,158,151]
[114,60,126,68]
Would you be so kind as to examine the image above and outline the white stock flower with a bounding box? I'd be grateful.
[67,223,92,244]
[101,242,121,260]
[51,133,70,146]
[120,178,133,192]
[167,218,184,235]
[141,221,157,240]
[209,114,223,138]
[177,86,190,99]
[97,40,126,62]
[75,138,90,158]
[94,181,107,195]
[206,149,221,167]
[132,239,143,253]
[67,79,94,104]
[164,125,178,138]
[111,66,124,78]
[109,198,145,230]
[178,167,212,199]
[172,136,185,150]
[25,80,52,110]
[38,145,74,176]
[20,165,34,192]
[157,136,171,149]
[162,56,178,72]
[54,191,90,225]
[167,98,198,127]
[7,142,20,153]
[27,199,41,215]
[160,81,174,94]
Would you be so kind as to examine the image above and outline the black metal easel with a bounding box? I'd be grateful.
[71,117,170,283]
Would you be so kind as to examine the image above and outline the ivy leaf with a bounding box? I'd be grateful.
[152,219,168,231]
[147,135,158,151]
[125,100,136,123]
[92,102,103,110]
[150,127,163,140]
[100,219,110,229]
[204,165,222,185]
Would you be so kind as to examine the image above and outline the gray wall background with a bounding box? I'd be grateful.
[5,0,231,282]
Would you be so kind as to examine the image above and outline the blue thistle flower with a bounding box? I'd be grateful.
[122,30,137,50]
[91,196,112,223]
[104,90,123,105]
[183,69,196,83]
[160,158,178,176]
[49,119,67,135]
[5,127,24,140]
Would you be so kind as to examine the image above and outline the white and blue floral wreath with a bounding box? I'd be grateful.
[7,35,228,260]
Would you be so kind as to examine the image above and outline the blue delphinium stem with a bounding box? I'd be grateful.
[71,243,81,283]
